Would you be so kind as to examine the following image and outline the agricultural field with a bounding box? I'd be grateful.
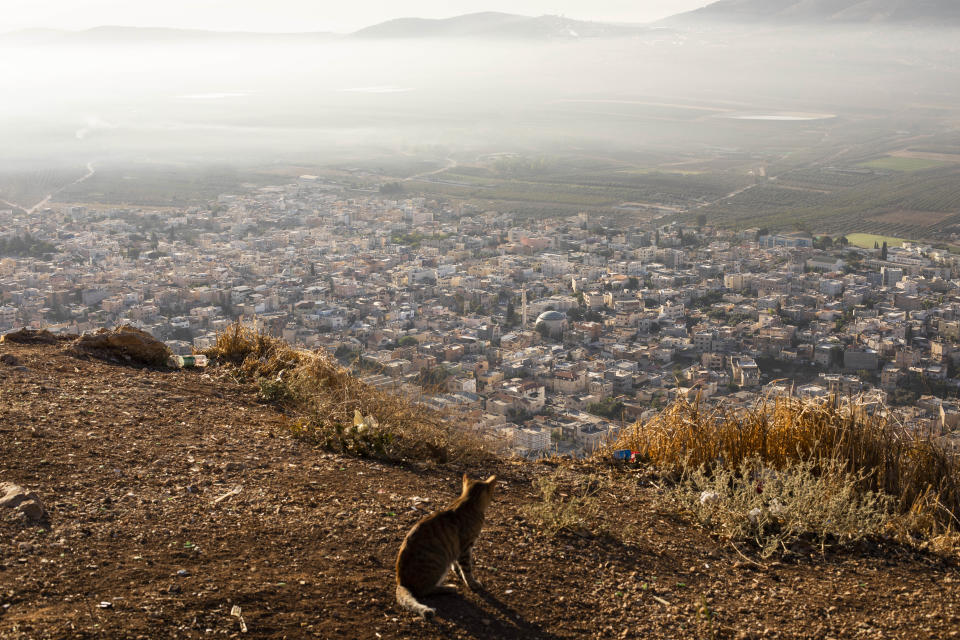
[343,110,960,241]
[845,233,907,249]
[857,156,952,172]
[400,153,753,213]
[700,153,960,238]
[52,164,280,207]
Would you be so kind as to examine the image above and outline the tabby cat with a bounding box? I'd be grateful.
[395,474,497,618]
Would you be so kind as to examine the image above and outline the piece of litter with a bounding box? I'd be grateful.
[213,486,242,504]
[230,605,248,633]
[98,601,113,609]
[699,491,720,505]
[651,595,671,606]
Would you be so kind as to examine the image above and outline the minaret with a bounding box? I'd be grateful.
[521,286,528,328]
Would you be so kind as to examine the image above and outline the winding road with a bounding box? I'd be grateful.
[1,161,96,214]
[403,157,457,182]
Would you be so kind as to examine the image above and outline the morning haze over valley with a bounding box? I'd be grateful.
[2,1,960,638]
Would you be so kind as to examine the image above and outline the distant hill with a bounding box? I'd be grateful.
[352,12,648,39]
[667,0,960,25]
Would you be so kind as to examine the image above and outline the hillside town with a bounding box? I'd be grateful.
[3,177,960,457]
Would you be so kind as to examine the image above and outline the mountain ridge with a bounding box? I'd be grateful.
[667,0,960,25]
[1,13,654,45]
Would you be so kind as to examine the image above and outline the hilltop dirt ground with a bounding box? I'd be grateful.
[1,340,959,639]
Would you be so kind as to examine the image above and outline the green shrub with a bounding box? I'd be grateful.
[291,410,395,459]
[257,377,293,404]
[676,457,893,557]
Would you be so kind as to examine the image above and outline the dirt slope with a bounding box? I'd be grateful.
[1,341,958,639]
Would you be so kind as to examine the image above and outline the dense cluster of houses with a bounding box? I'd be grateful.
[3,178,960,455]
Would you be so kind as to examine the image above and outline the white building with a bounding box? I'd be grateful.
[515,426,550,453]
[659,301,685,322]
[724,273,752,291]
[820,280,844,297]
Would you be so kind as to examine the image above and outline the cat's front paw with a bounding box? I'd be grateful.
[467,579,484,592]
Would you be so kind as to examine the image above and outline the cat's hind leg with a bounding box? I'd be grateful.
[418,565,458,596]
[423,564,459,595]
[454,546,483,591]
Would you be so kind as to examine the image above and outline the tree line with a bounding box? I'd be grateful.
[0,233,57,257]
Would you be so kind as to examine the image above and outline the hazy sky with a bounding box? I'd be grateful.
[5,1,710,33]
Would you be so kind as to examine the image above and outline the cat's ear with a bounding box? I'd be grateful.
[485,475,497,484]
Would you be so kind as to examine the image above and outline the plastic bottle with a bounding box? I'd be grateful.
[168,354,208,368]
[180,355,208,368]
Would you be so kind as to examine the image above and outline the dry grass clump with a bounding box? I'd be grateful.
[202,322,496,464]
[678,458,893,557]
[201,321,300,376]
[613,396,960,535]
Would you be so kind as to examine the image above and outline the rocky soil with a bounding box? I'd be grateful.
[1,341,958,639]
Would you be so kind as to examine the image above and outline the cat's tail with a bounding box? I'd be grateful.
[396,584,435,619]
